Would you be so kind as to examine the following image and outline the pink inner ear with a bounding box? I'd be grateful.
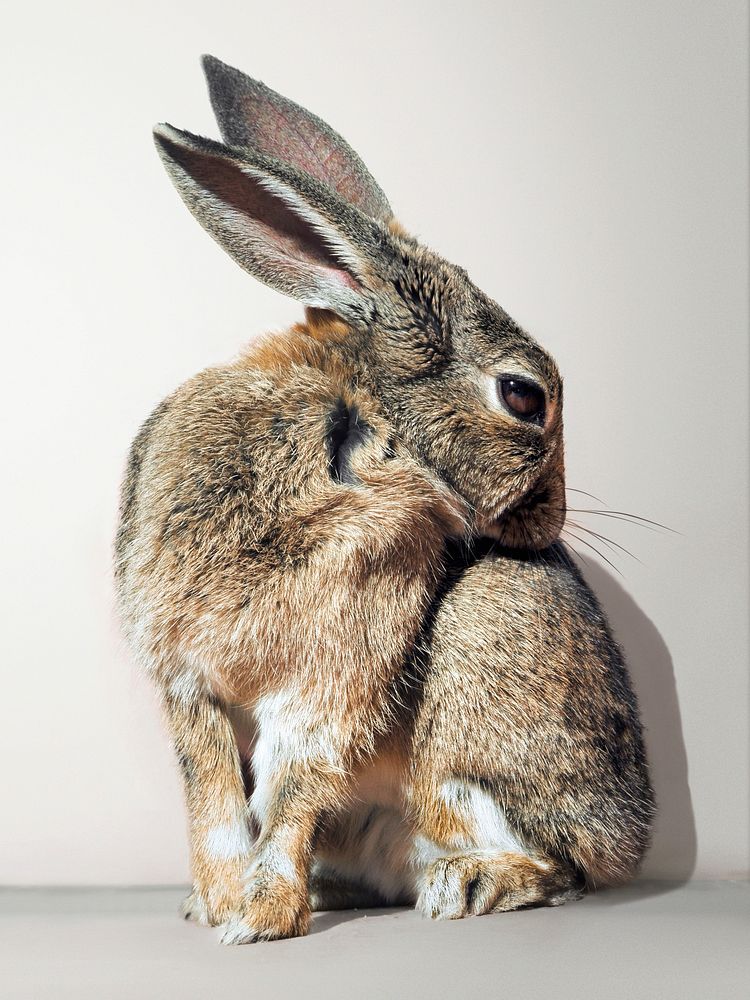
[168,135,362,298]
[268,223,360,292]
[240,98,382,218]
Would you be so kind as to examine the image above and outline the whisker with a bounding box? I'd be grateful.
[566,508,678,533]
[563,528,624,577]
[565,487,606,505]
[565,519,643,564]
[552,506,660,534]
[560,533,592,570]
[555,538,580,573]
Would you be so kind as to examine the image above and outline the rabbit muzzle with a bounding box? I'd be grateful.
[478,463,566,550]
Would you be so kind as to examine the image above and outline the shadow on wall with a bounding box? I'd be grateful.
[580,559,697,884]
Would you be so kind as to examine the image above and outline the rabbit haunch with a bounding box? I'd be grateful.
[115,55,654,944]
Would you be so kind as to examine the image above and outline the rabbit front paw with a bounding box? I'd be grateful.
[182,885,240,927]
[182,858,248,926]
[219,864,310,945]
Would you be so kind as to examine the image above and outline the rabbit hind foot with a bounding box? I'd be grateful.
[416,849,584,920]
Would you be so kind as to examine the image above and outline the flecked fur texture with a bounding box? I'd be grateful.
[115,56,654,943]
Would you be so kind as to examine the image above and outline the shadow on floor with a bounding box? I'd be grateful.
[576,559,697,895]
[310,906,408,934]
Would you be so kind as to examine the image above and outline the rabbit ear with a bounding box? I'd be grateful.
[153,123,390,322]
[201,55,393,224]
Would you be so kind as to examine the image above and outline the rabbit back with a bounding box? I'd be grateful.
[115,317,463,706]
[406,542,655,887]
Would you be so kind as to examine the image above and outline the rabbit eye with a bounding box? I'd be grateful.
[498,376,546,425]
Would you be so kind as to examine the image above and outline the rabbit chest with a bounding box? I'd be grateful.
[118,332,463,711]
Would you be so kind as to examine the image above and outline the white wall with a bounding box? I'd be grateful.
[1,0,747,883]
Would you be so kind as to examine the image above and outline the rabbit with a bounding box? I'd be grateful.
[115,55,654,944]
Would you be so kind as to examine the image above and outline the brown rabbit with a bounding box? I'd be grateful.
[115,56,653,944]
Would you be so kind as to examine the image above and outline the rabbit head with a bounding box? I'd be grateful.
[153,56,565,549]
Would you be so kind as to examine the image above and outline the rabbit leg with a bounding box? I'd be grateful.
[164,687,252,927]
[410,779,584,919]
[215,688,370,944]
[417,850,584,920]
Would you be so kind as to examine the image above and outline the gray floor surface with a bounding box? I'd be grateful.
[0,881,747,999]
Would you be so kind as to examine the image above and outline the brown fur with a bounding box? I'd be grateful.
[419,852,583,918]
[404,542,653,891]
[115,56,654,943]
[117,320,463,939]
